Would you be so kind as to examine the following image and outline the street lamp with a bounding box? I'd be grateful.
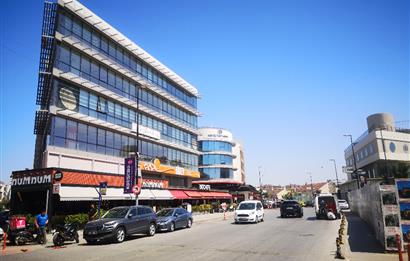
[343,134,359,189]
[329,159,340,188]
[307,172,314,198]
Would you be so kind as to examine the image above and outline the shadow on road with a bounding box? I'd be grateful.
[346,212,385,253]
[306,217,317,221]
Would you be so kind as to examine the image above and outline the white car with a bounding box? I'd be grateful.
[234,200,264,224]
[338,199,350,210]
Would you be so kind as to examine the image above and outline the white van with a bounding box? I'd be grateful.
[314,194,341,219]
[234,200,264,224]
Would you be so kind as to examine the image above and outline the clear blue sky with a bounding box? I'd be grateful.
[1,0,409,186]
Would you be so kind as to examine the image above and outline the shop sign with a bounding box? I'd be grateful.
[142,179,168,189]
[176,166,184,176]
[100,182,108,196]
[12,174,52,186]
[124,157,136,194]
[198,184,211,191]
[380,185,401,251]
[52,183,61,194]
[395,179,410,250]
[131,123,161,140]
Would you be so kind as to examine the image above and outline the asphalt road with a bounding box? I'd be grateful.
[3,208,340,261]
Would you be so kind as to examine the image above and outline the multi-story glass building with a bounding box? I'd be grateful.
[9,0,231,215]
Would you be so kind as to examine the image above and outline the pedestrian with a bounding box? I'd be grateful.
[34,209,48,244]
[88,204,97,221]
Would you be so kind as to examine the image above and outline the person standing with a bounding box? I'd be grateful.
[88,204,97,221]
[34,209,48,244]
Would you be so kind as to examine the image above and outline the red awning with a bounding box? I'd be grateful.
[184,190,202,198]
[210,192,232,199]
[169,190,190,199]
[199,192,213,199]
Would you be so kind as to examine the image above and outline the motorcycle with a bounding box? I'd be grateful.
[13,224,45,245]
[52,223,79,246]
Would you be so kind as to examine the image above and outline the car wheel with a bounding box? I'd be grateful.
[261,214,264,222]
[187,219,193,228]
[85,239,97,245]
[114,227,125,243]
[169,222,175,232]
[147,223,156,237]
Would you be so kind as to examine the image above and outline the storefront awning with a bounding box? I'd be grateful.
[199,192,214,199]
[209,192,232,199]
[169,190,190,199]
[150,190,173,200]
[59,186,170,201]
[184,190,203,199]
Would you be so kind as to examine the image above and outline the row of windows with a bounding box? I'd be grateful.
[50,117,198,170]
[58,12,197,108]
[346,142,377,166]
[200,168,234,180]
[58,84,196,149]
[57,45,197,128]
[200,154,233,166]
[199,141,233,153]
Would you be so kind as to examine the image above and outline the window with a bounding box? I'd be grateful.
[100,67,107,83]
[66,120,77,140]
[90,61,99,79]
[78,123,87,142]
[88,126,97,144]
[101,37,108,53]
[70,51,81,74]
[82,25,91,43]
[54,117,66,138]
[72,20,82,37]
[108,71,115,87]
[106,131,114,148]
[91,31,100,48]
[97,97,106,113]
[80,56,90,74]
[59,46,70,65]
[97,129,105,146]
[89,93,98,111]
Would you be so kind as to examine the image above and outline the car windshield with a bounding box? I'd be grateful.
[238,203,256,210]
[102,208,129,219]
[157,209,175,217]
[283,201,298,206]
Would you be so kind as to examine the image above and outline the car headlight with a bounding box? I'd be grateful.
[103,221,116,230]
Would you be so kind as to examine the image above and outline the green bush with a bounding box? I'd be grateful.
[64,213,89,228]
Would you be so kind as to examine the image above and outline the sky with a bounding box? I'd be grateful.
[1,0,409,186]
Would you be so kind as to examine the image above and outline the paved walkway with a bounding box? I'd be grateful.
[345,212,397,261]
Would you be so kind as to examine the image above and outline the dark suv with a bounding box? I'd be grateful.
[280,200,303,218]
[83,206,157,244]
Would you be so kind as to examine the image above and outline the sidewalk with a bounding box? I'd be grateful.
[345,212,396,261]
[1,211,233,256]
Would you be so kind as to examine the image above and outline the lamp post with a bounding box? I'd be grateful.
[258,166,262,199]
[307,172,314,199]
[344,134,359,189]
[329,159,340,188]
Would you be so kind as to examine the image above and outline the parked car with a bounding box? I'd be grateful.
[338,200,349,210]
[280,200,303,218]
[156,208,193,232]
[315,194,341,219]
[83,206,157,244]
[234,200,264,224]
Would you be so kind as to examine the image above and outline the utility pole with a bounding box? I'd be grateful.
[258,166,262,200]
[307,172,314,199]
[329,159,340,188]
[344,134,359,189]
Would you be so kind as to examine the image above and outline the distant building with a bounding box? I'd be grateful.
[343,113,410,181]
[0,182,11,203]
[232,141,245,183]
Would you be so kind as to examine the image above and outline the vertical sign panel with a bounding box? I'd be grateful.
[124,157,136,194]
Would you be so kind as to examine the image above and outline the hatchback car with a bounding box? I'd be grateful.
[83,206,157,244]
[280,200,303,218]
[234,200,264,223]
[338,200,349,210]
[156,208,193,232]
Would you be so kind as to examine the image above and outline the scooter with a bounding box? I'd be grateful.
[53,223,79,246]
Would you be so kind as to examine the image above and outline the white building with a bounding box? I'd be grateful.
[344,113,410,180]
[232,141,245,183]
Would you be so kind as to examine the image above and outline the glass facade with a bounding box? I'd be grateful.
[49,117,198,170]
[200,154,233,166]
[199,141,232,152]
[198,139,234,179]
[56,83,196,149]
[56,45,197,128]
[57,12,197,108]
[200,168,233,180]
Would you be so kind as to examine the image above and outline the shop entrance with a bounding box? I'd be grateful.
[11,186,51,215]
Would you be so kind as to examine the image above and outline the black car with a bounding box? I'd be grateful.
[156,208,193,232]
[83,206,157,244]
[280,200,303,218]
